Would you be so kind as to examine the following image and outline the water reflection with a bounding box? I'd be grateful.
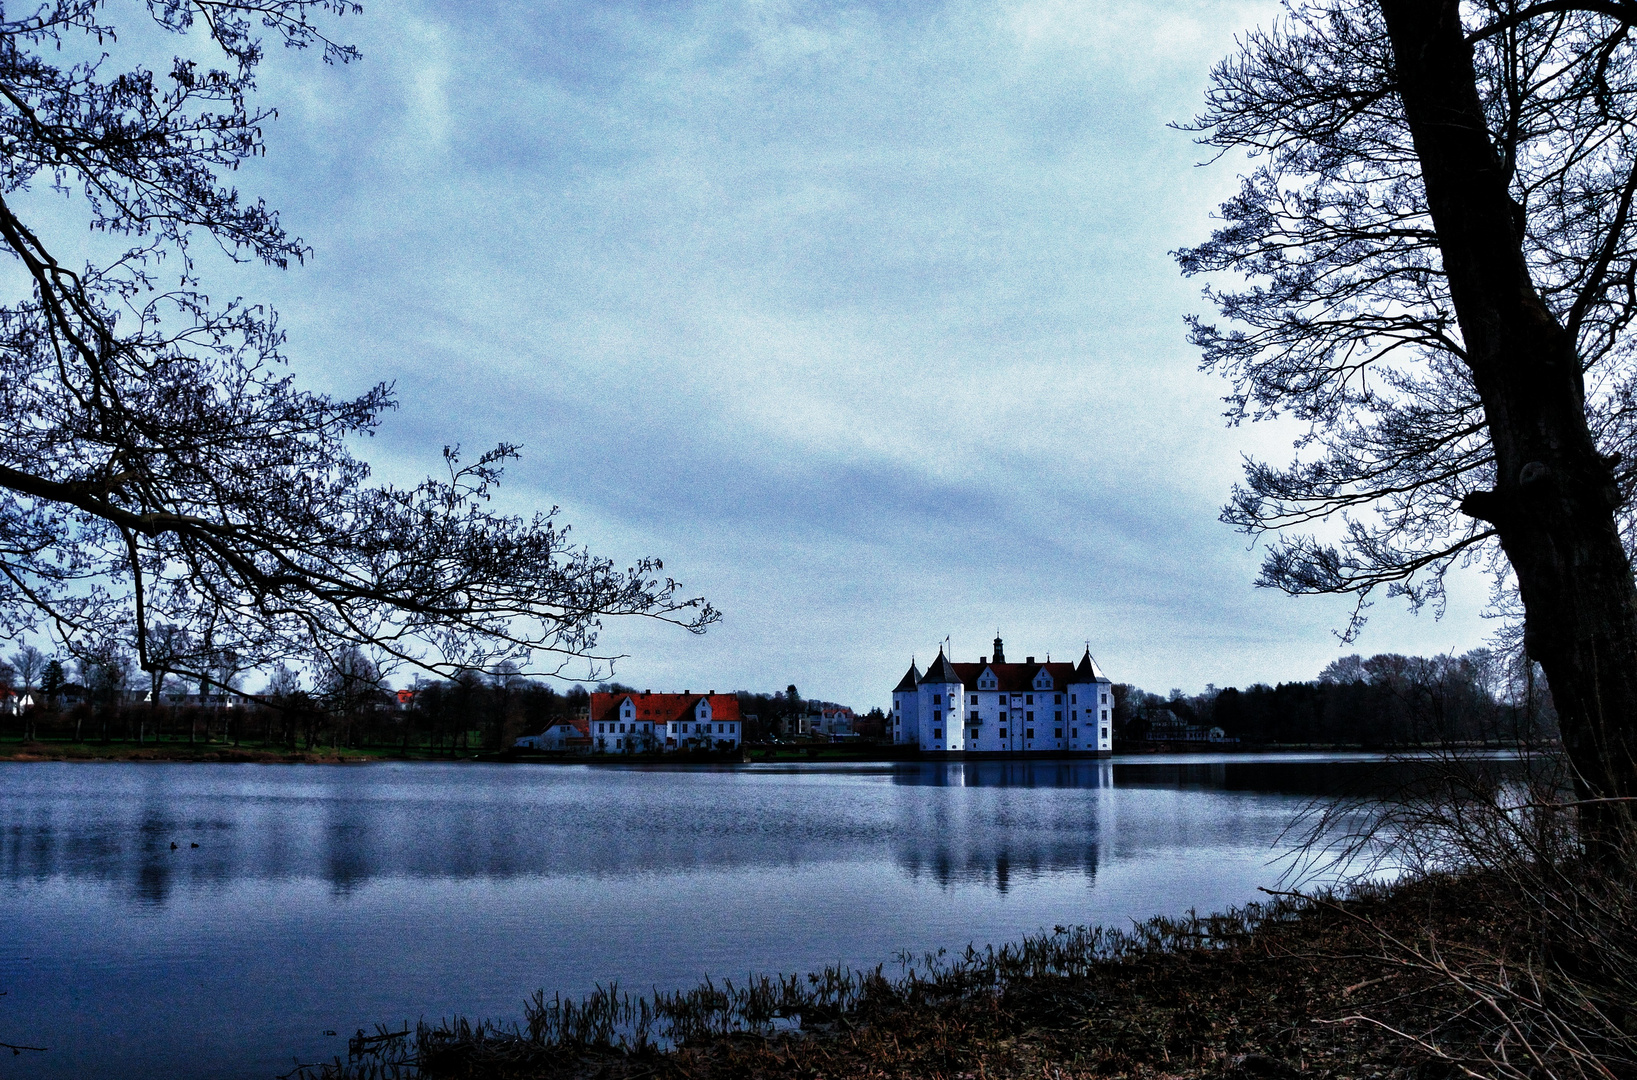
[0,756,1417,1080]
[0,757,1415,905]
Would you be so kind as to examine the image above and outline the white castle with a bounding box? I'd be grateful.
[891,636,1114,756]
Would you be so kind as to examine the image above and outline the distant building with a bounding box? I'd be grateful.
[805,704,856,737]
[891,635,1114,756]
[1144,710,1236,744]
[515,716,590,752]
[585,690,742,753]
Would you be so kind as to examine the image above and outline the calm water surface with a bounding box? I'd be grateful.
[0,755,1395,1079]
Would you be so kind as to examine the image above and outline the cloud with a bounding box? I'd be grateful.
[213,0,1491,702]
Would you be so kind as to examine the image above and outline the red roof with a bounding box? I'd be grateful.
[589,692,741,728]
[552,715,590,736]
[951,662,1084,692]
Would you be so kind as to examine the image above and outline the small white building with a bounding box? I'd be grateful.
[892,636,1113,756]
[805,705,856,737]
[514,719,590,752]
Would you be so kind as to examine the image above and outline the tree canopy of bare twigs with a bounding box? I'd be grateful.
[0,2,717,689]
[1181,0,1637,840]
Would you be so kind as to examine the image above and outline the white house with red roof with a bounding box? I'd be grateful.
[891,635,1113,756]
[515,716,591,752]
[585,690,742,753]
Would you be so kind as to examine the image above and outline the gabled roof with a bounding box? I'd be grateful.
[953,659,1104,692]
[921,649,962,684]
[893,662,922,692]
[589,691,741,728]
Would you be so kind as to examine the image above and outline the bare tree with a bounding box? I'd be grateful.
[9,645,44,740]
[1181,0,1637,848]
[0,3,716,706]
[74,638,130,742]
[141,622,190,742]
[317,645,381,748]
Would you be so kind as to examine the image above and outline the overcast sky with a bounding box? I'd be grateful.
[178,0,1496,706]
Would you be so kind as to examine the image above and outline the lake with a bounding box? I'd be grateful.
[0,755,1396,1079]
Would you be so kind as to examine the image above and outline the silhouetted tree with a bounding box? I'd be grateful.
[9,645,44,741]
[0,2,716,707]
[1182,1,1637,840]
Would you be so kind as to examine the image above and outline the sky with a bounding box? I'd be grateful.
[109,0,1499,706]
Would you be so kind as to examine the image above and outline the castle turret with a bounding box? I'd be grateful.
[992,633,1006,665]
[918,648,963,753]
[891,660,922,744]
[1070,646,1114,753]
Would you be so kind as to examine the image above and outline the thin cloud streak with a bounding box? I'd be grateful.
[191,0,1492,703]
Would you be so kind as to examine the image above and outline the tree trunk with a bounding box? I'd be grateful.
[1381,0,1637,853]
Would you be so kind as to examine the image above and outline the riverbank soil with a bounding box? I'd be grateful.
[413,873,1563,1080]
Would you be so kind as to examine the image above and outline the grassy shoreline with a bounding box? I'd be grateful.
[0,738,1482,766]
[0,738,425,763]
[305,872,1531,1080]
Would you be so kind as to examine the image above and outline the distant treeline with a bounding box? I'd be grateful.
[0,650,879,751]
[1113,650,1558,747]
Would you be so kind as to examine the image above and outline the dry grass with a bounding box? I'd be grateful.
[291,872,1568,1080]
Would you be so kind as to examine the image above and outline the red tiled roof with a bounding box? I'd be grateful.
[589,692,742,728]
[951,662,1086,692]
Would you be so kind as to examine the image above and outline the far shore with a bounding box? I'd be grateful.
[0,738,1506,765]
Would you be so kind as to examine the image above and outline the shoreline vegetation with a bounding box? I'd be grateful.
[0,738,1521,765]
[287,748,1633,1080]
[296,870,1575,1080]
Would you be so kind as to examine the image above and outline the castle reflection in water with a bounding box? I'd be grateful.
[0,756,1400,907]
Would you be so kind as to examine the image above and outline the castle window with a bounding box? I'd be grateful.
[1101,692,1108,704]
[998,728,1007,738]
[1071,694,1077,704]
[933,728,942,739]
[934,710,941,722]
[1055,695,1062,704]
[1055,728,1062,738]
[1055,711,1062,721]
[1026,711,1033,721]
[1071,727,1078,738]
[1101,727,1109,739]
[1026,728,1034,739]
[933,693,941,704]
[1102,710,1109,721]
[1025,694,1033,705]
[1000,711,1007,721]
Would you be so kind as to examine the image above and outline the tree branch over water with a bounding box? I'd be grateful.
[0,2,717,683]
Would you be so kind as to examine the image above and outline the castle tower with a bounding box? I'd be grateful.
[992,633,1005,665]
[891,660,922,744]
[918,647,963,753]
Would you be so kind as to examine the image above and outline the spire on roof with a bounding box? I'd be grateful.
[894,660,922,692]
[923,647,961,684]
[992,633,1005,665]
[1075,646,1107,681]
